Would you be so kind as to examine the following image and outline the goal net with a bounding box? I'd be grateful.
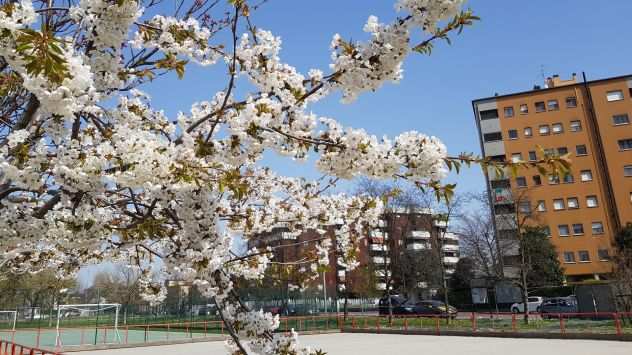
[0,311,17,331]
[55,303,121,347]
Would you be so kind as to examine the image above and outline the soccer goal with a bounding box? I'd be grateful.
[0,311,17,331]
[55,303,121,347]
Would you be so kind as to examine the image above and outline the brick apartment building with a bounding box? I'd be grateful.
[248,209,460,299]
[473,73,632,282]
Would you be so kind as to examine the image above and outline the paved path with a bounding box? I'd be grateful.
[82,333,632,355]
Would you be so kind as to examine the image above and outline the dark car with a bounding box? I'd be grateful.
[539,297,578,319]
[262,304,297,316]
[413,300,458,318]
[378,295,415,315]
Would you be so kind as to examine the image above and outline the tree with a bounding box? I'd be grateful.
[491,186,564,323]
[448,257,475,306]
[0,270,75,324]
[395,249,442,297]
[613,223,632,320]
[88,265,143,324]
[520,227,564,288]
[457,192,504,280]
[0,0,569,352]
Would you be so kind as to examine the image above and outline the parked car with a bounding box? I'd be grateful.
[539,297,578,319]
[378,295,415,315]
[262,304,297,316]
[413,300,458,318]
[510,296,544,313]
[197,304,218,316]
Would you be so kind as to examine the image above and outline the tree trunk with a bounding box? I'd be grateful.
[520,252,530,325]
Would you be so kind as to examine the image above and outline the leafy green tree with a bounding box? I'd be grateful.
[448,257,475,307]
[522,226,564,288]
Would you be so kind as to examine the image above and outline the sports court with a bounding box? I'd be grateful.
[84,333,632,355]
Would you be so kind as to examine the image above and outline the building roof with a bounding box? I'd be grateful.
[472,73,632,104]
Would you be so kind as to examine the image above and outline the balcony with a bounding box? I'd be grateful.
[492,187,513,205]
[280,232,297,240]
[434,220,448,228]
[369,230,388,239]
[375,270,391,278]
[370,244,388,252]
[443,256,459,264]
[442,232,458,241]
[376,283,387,290]
[372,256,391,264]
[442,244,459,252]
[408,230,431,240]
[407,243,429,251]
[495,214,516,231]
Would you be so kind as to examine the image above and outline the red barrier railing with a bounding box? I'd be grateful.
[343,311,632,337]
[0,340,60,355]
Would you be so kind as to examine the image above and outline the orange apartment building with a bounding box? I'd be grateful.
[473,73,632,282]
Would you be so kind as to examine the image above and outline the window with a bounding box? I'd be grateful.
[519,104,528,114]
[576,144,588,156]
[618,139,632,151]
[539,125,550,135]
[598,249,610,261]
[567,197,579,209]
[535,101,546,112]
[580,170,593,182]
[552,123,564,134]
[558,225,570,237]
[553,199,565,210]
[508,129,518,140]
[626,165,632,177]
[547,99,560,111]
[557,147,569,156]
[533,175,542,186]
[592,222,604,235]
[518,201,531,214]
[566,96,577,108]
[613,114,630,125]
[562,173,574,184]
[504,107,514,118]
[578,251,591,262]
[524,127,533,137]
[537,200,546,212]
[548,174,560,185]
[586,195,598,208]
[511,153,522,163]
[570,120,582,132]
[572,224,584,235]
[563,252,576,263]
[480,109,499,120]
[606,90,624,102]
[483,132,502,142]
[528,151,537,161]
[516,177,527,188]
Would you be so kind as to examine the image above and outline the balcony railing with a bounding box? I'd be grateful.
[408,230,431,239]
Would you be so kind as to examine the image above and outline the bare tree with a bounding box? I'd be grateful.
[90,265,142,324]
[457,192,503,280]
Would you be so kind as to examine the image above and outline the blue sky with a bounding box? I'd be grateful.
[80,0,632,285]
[144,0,632,196]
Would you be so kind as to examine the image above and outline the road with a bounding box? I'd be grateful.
[84,333,632,355]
